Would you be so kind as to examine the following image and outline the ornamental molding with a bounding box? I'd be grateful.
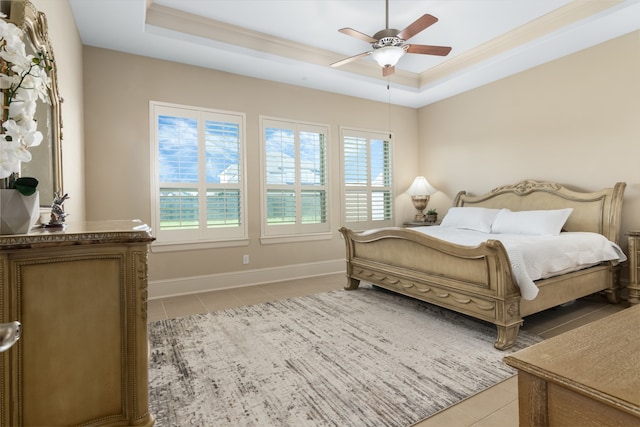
[0,225,154,250]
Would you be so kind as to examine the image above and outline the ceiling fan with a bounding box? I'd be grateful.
[330,0,452,76]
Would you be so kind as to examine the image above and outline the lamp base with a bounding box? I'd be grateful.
[411,195,429,223]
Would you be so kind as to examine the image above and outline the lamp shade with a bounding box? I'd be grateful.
[371,46,406,68]
[406,176,437,196]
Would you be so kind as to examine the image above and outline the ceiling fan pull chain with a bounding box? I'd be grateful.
[388,83,392,140]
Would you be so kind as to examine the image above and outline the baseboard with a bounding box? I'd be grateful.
[148,259,344,299]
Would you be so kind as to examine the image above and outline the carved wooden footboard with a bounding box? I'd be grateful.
[339,179,626,350]
[339,227,525,349]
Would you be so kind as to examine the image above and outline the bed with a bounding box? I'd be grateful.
[339,179,626,350]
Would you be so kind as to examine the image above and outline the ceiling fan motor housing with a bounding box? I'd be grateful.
[372,35,405,49]
[373,28,402,40]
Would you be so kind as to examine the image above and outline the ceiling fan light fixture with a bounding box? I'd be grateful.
[371,45,406,68]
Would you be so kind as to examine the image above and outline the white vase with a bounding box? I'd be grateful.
[0,189,40,235]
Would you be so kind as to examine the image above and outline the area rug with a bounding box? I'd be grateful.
[148,286,542,426]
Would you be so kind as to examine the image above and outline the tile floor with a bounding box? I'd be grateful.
[148,273,629,427]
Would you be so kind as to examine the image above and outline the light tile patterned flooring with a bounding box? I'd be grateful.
[148,273,629,427]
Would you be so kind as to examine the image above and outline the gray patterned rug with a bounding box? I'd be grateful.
[148,286,541,426]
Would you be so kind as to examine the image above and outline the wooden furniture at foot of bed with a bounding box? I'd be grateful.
[504,306,640,426]
[339,179,626,350]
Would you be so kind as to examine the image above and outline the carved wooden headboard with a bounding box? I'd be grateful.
[453,179,626,243]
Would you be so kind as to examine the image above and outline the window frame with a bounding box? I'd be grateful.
[150,101,248,250]
[260,116,331,243]
[340,126,394,230]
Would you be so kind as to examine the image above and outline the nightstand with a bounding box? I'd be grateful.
[628,231,640,305]
[403,221,439,228]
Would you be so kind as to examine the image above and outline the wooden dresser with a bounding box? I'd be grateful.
[628,231,640,305]
[0,221,155,426]
[504,306,640,426]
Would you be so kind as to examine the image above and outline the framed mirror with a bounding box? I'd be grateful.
[2,0,63,207]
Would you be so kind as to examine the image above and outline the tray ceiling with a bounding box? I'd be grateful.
[70,0,640,107]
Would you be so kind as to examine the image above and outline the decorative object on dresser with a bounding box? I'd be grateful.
[0,0,52,235]
[0,187,39,234]
[504,305,640,426]
[0,220,155,426]
[340,179,626,350]
[0,1,51,215]
[628,231,639,305]
[149,286,541,426]
[405,175,438,222]
[45,189,69,228]
[0,0,64,209]
[0,11,50,180]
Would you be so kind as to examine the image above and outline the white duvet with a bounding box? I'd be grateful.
[410,227,627,300]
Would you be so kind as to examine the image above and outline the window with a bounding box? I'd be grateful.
[151,102,246,246]
[261,117,329,238]
[341,128,393,229]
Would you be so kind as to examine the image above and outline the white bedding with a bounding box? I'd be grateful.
[411,227,627,300]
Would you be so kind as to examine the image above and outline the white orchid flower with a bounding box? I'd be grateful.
[8,140,33,163]
[1,36,28,69]
[1,15,51,180]
[3,117,41,148]
[10,87,38,120]
[0,134,21,178]
[0,73,20,90]
[22,128,43,149]
[2,118,22,140]
[26,65,51,102]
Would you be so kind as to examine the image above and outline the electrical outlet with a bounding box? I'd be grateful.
[242,255,249,265]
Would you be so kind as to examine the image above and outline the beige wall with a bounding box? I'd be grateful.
[31,0,85,221]
[81,47,419,290]
[419,31,640,249]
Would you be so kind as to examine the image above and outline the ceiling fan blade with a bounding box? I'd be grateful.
[330,51,372,68]
[405,44,452,56]
[338,28,378,44]
[382,65,395,77]
[396,14,438,41]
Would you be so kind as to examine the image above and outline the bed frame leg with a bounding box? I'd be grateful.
[605,287,620,304]
[605,265,622,304]
[494,322,521,351]
[604,264,622,304]
[345,277,360,290]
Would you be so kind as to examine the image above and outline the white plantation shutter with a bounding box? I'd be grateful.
[261,117,329,237]
[370,138,393,221]
[342,128,393,228]
[301,190,326,224]
[158,189,199,230]
[204,120,242,228]
[344,190,368,222]
[266,189,296,225]
[206,188,241,227]
[152,102,247,244]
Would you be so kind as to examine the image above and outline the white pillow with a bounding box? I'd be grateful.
[439,207,501,233]
[490,208,573,236]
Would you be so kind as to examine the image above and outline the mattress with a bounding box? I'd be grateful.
[411,227,627,300]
